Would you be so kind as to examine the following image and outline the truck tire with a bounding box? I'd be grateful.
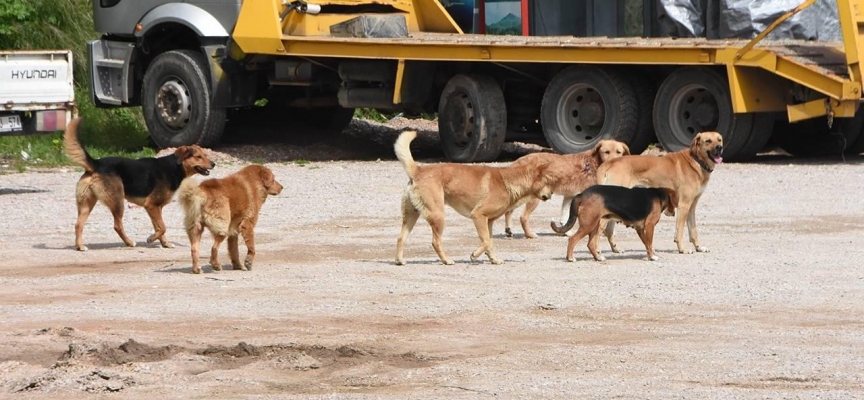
[653,67,772,161]
[775,109,864,157]
[626,72,657,155]
[541,66,637,154]
[437,74,506,163]
[142,50,226,148]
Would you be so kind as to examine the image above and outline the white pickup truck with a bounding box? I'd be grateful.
[0,50,76,135]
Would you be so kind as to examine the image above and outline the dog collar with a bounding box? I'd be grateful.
[691,150,714,173]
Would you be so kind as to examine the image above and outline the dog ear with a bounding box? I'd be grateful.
[259,166,276,188]
[621,142,631,155]
[173,147,192,164]
[690,133,702,154]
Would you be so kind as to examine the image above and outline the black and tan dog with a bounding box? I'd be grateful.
[551,185,677,262]
[64,118,215,251]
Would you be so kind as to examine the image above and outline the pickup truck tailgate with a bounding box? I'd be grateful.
[0,50,74,107]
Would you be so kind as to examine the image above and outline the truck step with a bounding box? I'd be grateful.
[95,58,124,68]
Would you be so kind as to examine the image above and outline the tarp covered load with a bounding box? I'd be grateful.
[656,0,840,41]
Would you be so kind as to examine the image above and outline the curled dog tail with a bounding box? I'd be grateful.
[551,194,583,234]
[177,178,206,234]
[394,130,419,180]
[63,118,96,172]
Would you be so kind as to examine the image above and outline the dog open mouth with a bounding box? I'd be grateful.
[194,166,212,176]
[707,149,723,164]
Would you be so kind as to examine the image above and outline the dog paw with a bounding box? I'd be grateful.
[161,241,174,249]
[504,228,513,238]
[566,257,575,262]
[76,245,88,252]
[442,259,455,266]
[610,245,623,254]
[490,258,504,265]
[648,255,659,261]
[524,232,537,239]
[211,263,223,271]
[191,268,202,274]
[244,259,253,271]
[679,249,694,254]
[695,246,710,253]
[395,259,405,266]
[594,255,607,262]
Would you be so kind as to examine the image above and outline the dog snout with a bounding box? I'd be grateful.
[714,145,723,155]
[210,161,217,168]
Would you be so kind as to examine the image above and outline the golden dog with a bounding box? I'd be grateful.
[394,131,554,265]
[178,165,283,274]
[596,131,723,254]
[504,140,630,238]
[551,185,677,262]
[64,118,215,251]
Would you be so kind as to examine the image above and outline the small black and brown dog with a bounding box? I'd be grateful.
[551,185,677,262]
[64,118,216,251]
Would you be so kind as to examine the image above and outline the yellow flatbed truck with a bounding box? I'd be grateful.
[89,0,864,161]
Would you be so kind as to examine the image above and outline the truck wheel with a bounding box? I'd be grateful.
[438,74,506,162]
[626,72,657,155]
[653,67,772,161]
[775,111,864,157]
[142,50,226,148]
[540,66,637,154]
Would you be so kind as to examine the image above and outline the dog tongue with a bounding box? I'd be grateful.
[712,155,723,164]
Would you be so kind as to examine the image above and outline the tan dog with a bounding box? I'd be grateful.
[504,140,630,238]
[596,131,723,254]
[394,131,554,265]
[550,185,677,262]
[64,118,215,251]
[178,165,283,274]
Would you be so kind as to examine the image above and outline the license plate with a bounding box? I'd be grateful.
[0,115,23,132]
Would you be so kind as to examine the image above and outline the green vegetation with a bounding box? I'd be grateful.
[0,0,150,170]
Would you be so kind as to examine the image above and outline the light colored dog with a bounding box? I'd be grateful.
[504,140,630,238]
[394,131,554,265]
[178,165,283,274]
[596,131,723,254]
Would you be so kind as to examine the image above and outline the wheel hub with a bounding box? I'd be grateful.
[558,84,605,143]
[670,84,719,142]
[443,93,475,149]
[156,79,191,130]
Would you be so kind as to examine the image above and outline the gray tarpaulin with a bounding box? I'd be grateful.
[656,0,840,41]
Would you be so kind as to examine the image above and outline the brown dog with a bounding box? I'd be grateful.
[596,131,723,254]
[551,185,677,262]
[178,165,283,274]
[394,131,554,265]
[64,118,215,251]
[504,140,630,238]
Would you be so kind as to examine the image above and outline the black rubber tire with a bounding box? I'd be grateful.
[142,50,226,148]
[844,113,864,155]
[437,74,507,163]
[653,67,765,161]
[625,72,657,155]
[732,112,776,160]
[540,66,638,154]
[775,108,864,157]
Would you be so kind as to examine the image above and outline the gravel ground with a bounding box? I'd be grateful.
[0,118,863,399]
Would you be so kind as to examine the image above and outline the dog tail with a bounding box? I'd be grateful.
[177,178,206,234]
[63,118,97,172]
[551,194,582,234]
[394,130,419,180]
